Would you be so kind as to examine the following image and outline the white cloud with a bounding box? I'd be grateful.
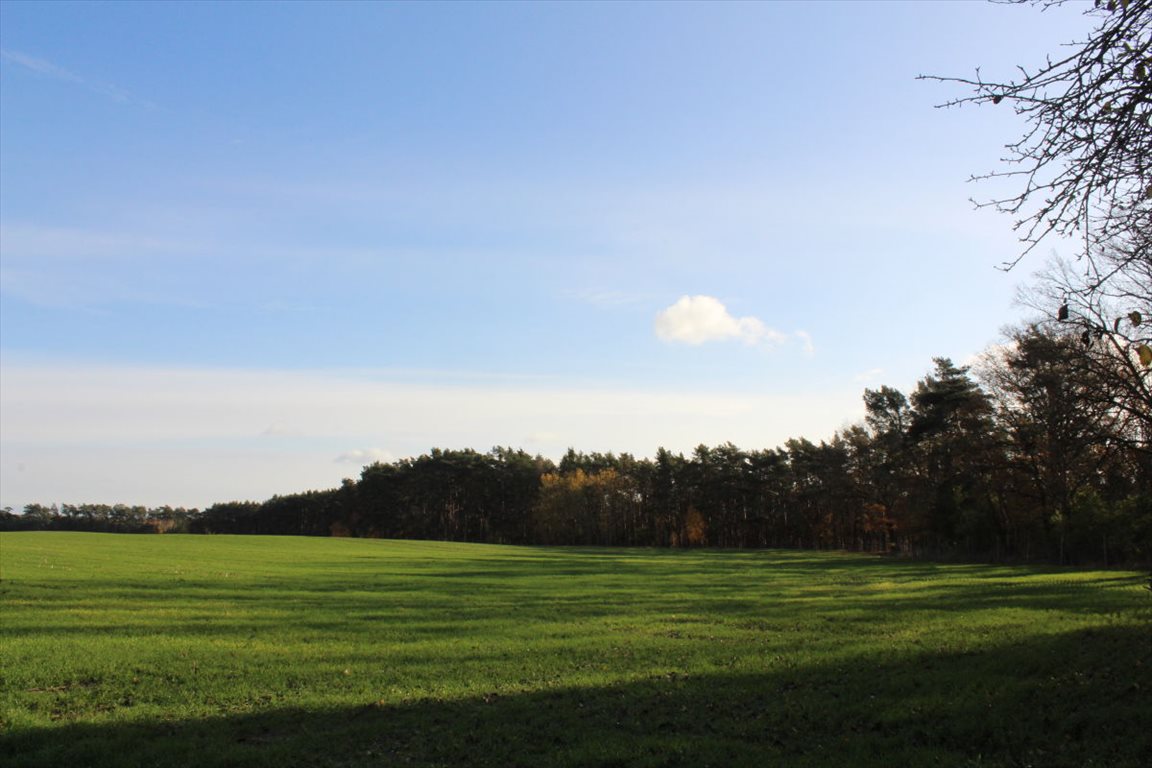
[655,295,783,346]
[334,448,395,466]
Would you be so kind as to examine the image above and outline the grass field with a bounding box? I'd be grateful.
[1,532,1149,767]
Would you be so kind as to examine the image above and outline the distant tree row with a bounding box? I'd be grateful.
[0,503,199,534]
[9,325,1146,565]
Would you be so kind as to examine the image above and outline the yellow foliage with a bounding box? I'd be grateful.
[534,469,631,544]
[684,506,708,546]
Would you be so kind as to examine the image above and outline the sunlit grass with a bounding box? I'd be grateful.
[2,532,1149,767]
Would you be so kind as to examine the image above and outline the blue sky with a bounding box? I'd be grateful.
[0,0,1089,509]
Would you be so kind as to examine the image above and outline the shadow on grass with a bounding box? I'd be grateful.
[6,624,1150,768]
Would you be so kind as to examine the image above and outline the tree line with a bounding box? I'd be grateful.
[0,503,199,534]
[6,324,1148,566]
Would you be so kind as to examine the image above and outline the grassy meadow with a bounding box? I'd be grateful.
[1,532,1149,767]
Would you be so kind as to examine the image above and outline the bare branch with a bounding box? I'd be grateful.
[921,0,1151,293]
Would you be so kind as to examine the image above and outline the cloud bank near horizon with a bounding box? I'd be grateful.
[0,362,864,509]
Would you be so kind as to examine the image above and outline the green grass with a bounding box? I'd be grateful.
[1,533,1149,767]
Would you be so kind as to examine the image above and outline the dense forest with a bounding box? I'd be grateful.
[6,324,1149,566]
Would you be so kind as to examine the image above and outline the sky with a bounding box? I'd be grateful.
[0,0,1092,510]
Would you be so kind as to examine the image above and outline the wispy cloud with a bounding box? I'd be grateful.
[524,431,562,444]
[0,224,197,262]
[654,295,785,347]
[0,224,209,309]
[794,330,815,357]
[853,368,885,384]
[1,49,133,102]
[1,49,87,83]
[261,422,304,438]
[574,289,653,308]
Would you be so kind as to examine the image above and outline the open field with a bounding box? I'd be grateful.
[1,532,1149,767]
